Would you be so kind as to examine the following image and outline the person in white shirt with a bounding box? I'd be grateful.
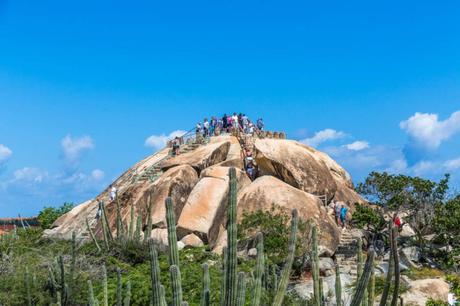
[203,118,210,137]
[232,113,239,130]
[448,292,456,306]
[110,186,117,201]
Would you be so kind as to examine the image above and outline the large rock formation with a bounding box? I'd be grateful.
[254,139,365,207]
[45,133,363,257]
[161,141,231,173]
[237,175,341,256]
[177,166,251,244]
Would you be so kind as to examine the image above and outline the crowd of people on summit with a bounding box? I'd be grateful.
[195,113,264,137]
[171,113,264,181]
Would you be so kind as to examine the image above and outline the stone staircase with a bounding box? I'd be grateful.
[136,140,203,183]
[335,229,359,277]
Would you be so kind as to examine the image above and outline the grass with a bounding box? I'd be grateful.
[403,267,445,280]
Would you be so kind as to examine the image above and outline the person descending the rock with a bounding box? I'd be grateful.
[340,205,348,228]
[393,212,402,231]
[172,136,181,156]
[246,160,256,180]
[95,197,103,220]
[196,122,202,135]
[110,185,117,201]
[334,201,342,226]
[257,118,264,131]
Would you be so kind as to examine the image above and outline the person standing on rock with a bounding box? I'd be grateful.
[334,201,341,225]
[172,136,181,156]
[203,118,210,137]
[340,205,348,228]
[95,197,103,220]
[257,118,264,131]
[110,185,117,201]
[232,112,239,131]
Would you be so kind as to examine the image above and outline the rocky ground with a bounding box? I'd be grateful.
[44,132,451,305]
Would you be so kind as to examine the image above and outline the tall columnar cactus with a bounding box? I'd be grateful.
[145,194,153,243]
[117,267,123,306]
[390,227,400,306]
[128,205,135,240]
[224,168,238,306]
[220,247,228,306]
[170,265,183,306]
[149,239,164,306]
[350,249,375,306]
[271,265,278,292]
[160,285,167,306]
[311,223,321,306]
[124,280,131,306]
[86,217,101,253]
[70,231,76,295]
[88,280,96,306]
[116,196,124,240]
[134,215,142,243]
[102,264,109,306]
[251,233,265,306]
[166,197,180,267]
[101,202,114,241]
[335,264,342,306]
[368,262,375,306]
[356,237,368,306]
[236,272,247,306]
[25,267,32,306]
[272,209,299,306]
[58,255,68,306]
[379,226,395,306]
[201,263,210,306]
[357,238,363,278]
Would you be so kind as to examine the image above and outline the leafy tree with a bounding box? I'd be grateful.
[357,172,450,258]
[433,196,460,267]
[37,202,74,229]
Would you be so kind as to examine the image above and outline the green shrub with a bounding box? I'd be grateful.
[37,202,74,229]
[426,298,449,306]
[238,205,311,264]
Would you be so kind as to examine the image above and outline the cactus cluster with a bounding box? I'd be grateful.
[9,165,402,306]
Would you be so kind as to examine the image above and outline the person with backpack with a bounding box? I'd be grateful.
[340,205,348,228]
[257,118,264,131]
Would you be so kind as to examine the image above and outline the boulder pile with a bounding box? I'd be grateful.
[44,135,366,254]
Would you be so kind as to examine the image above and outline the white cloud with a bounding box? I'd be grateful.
[145,130,187,150]
[12,167,48,183]
[400,111,460,150]
[91,169,105,180]
[0,144,12,163]
[345,141,370,151]
[443,158,460,171]
[301,129,346,147]
[61,135,95,164]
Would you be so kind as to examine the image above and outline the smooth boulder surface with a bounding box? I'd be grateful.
[254,139,338,201]
[44,147,172,239]
[149,165,199,228]
[177,167,250,244]
[237,175,341,256]
[161,141,231,173]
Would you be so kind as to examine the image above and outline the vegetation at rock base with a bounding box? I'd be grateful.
[37,203,74,230]
[3,168,460,305]
[238,204,312,265]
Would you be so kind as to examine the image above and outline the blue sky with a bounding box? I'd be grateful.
[1,1,459,216]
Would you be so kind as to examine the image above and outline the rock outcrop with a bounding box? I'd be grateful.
[45,132,361,258]
[237,175,341,256]
[177,166,251,244]
[161,141,231,173]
